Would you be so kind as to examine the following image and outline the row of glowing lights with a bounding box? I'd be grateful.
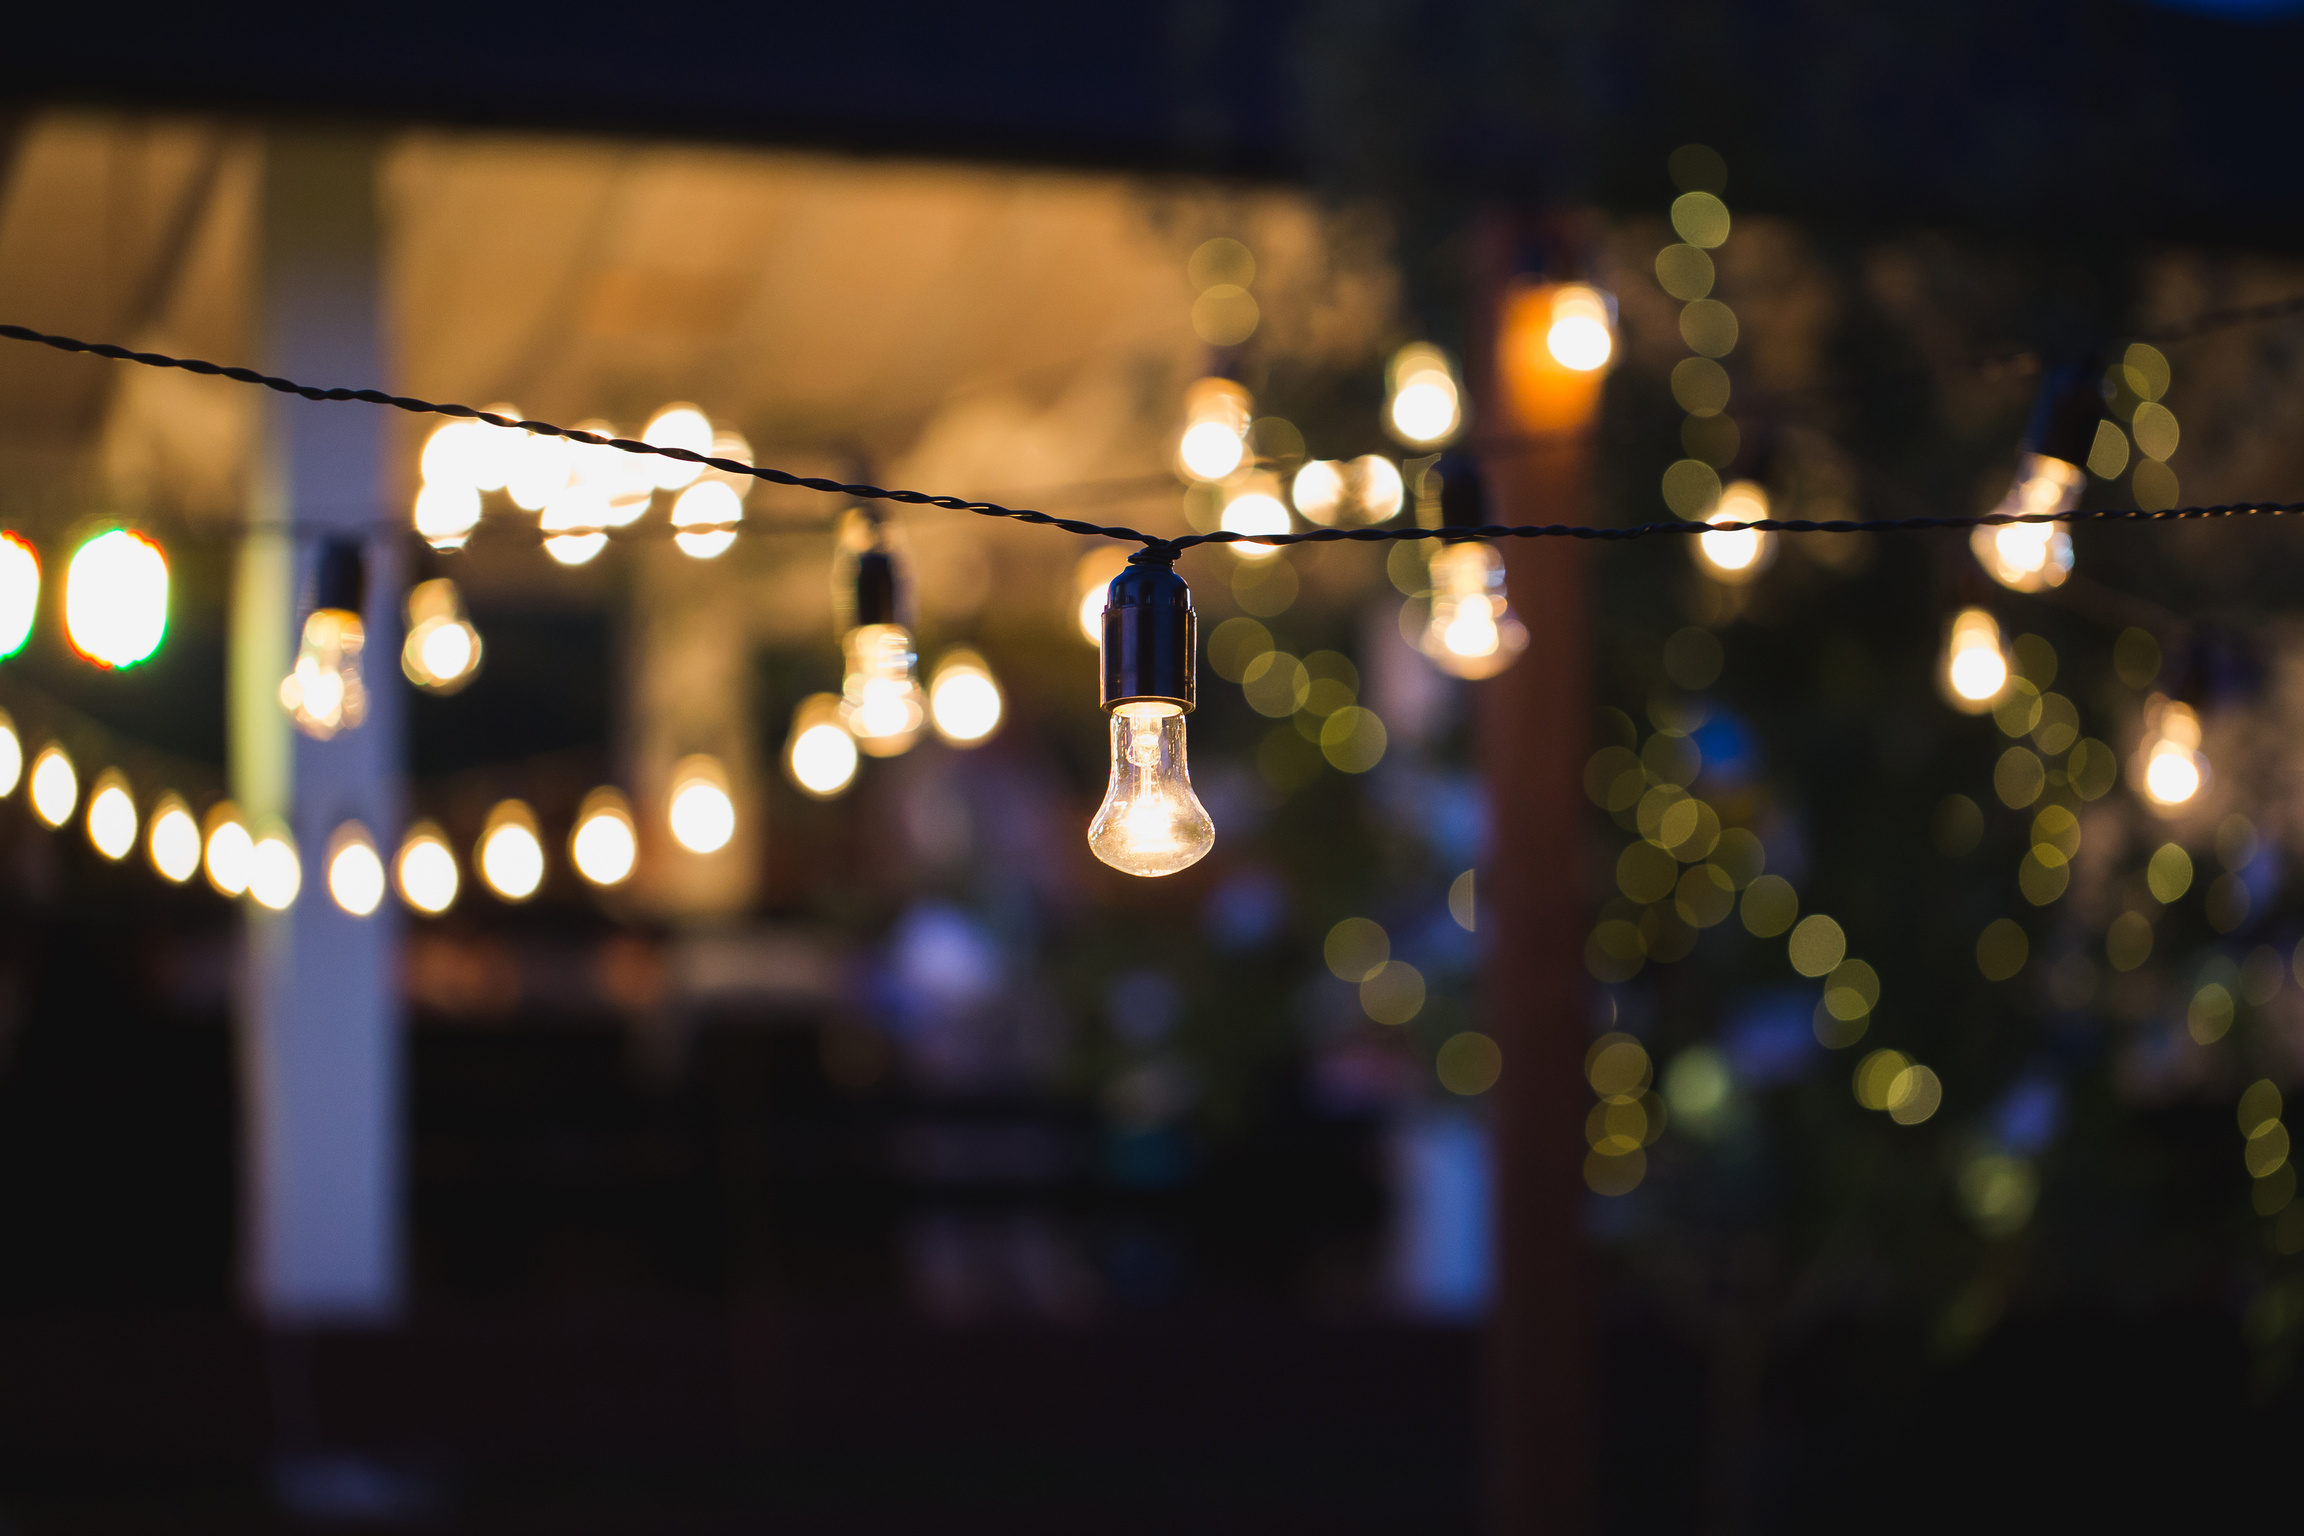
[0,718,751,913]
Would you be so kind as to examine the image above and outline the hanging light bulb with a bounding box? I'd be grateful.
[394,821,460,914]
[641,404,714,492]
[672,481,743,559]
[478,801,546,901]
[929,648,1004,746]
[248,826,302,911]
[1415,458,1527,680]
[1941,608,2011,713]
[570,787,639,887]
[147,793,200,883]
[667,755,737,854]
[541,480,611,566]
[1220,474,1292,559]
[64,528,167,669]
[279,538,368,740]
[85,770,137,861]
[203,802,253,896]
[1386,343,1463,447]
[1177,377,1252,482]
[785,694,860,799]
[413,483,483,550]
[1291,460,1346,525]
[1694,480,1776,582]
[1543,283,1618,372]
[0,531,38,658]
[326,822,387,916]
[572,419,654,529]
[1972,364,2103,593]
[402,578,484,693]
[1087,557,1213,877]
[0,709,21,797]
[505,421,572,513]
[838,517,926,757]
[2135,696,2207,809]
[1353,456,1407,523]
[28,744,75,827]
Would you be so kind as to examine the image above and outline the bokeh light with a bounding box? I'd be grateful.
[929,649,1004,746]
[0,709,18,797]
[671,480,743,559]
[146,794,200,883]
[1386,343,1462,446]
[64,529,168,669]
[641,404,713,491]
[327,823,386,916]
[667,757,737,854]
[787,695,860,799]
[248,829,302,911]
[395,823,460,914]
[203,804,252,896]
[479,802,546,901]
[28,745,76,827]
[84,770,136,861]
[0,532,38,658]
[570,788,638,887]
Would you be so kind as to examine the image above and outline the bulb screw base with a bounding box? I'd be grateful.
[1101,553,1195,712]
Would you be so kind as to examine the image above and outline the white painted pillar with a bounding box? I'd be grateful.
[231,132,402,1323]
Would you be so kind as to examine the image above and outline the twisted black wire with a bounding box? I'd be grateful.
[6,321,2302,560]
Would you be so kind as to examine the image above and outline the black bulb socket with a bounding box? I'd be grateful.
[853,548,901,629]
[2028,361,2108,468]
[313,537,366,617]
[1434,454,1488,541]
[1101,560,1195,713]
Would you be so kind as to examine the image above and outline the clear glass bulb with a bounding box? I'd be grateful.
[402,578,484,693]
[841,622,926,757]
[1418,543,1528,680]
[278,609,367,740]
[1088,703,1214,877]
[1971,452,2082,592]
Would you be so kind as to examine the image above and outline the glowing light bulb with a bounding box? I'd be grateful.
[1088,704,1214,877]
[64,529,167,668]
[147,794,200,883]
[0,532,38,658]
[642,404,714,492]
[1418,542,1529,679]
[401,578,483,693]
[1220,481,1291,558]
[569,787,638,887]
[249,828,302,911]
[1386,344,1462,447]
[1074,550,1129,645]
[667,756,737,854]
[479,801,545,901]
[203,804,253,896]
[785,694,860,798]
[1972,453,2083,592]
[326,823,386,916]
[413,483,482,550]
[279,609,368,739]
[671,480,743,559]
[420,419,486,488]
[395,822,460,914]
[2137,697,2207,809]
[0,709,21,797]
[841,623,926,757]
[469,405,524,491]
[1176,377,1252,482]
[505,426,572,512]
[541,481,611,565]
[1942,608,2010,712]
[571,419,654,528]
[28,745,75,827]
[929,649,1004,745]
[1354,455,1406,522]
[1694,480,1776,582]
[1292,460,1345,525]
[85,770,137,861]
[1544,283,1617,372]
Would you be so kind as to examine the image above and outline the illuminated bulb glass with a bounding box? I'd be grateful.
[279,608,368,740]
[0,532,38,658]
[394,823,460,914]
[64,529,168,669]
[420,420,485,488]
[842,623,926,757]
[572,419,654,528]
[671,480,743,559]
[326,824,386,916]
[147,794,200,883]
[2138,699,2207,808]
[786,695,860,799]
[1220,486,1291,558]
[479,802,546,901]
[506,428,572,512]
[1088,703,1214,878]
[401,579,483,693]
[642,405,714,492]
[1418,543,1529,680]
[1942,608,2010,711]
[0,709,20,796]
[413,483,482,550]
[85,771,137,861]
[1544,284,1617,371]
[929,649,1004,745]
[203,806,253,896]
[1972,453,2084,592]
[1386,344,1462,447]
[1292,460,1346,525]
[28,745,75,827]
[1695,481,1776,582]
[468,405,524,492]
[569,788,639,887]
[249,830,302,911]
[667,757,737,854]
[541,482,611,565]
[1176,378,1252,482]
[1354,455,1406,522]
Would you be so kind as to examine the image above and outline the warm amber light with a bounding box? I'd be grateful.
[1694,481,1775,581]
[1177,378,1252,482]
[280,609,368,739]
[1942,608,2010,711]
[479,801,546,901]
[327,823,387,916]
[642,404,713,492]
[85,771,137,861]
[0,709,19,797]
[1088,703,1214,877]
[248,829,302,911]
[64,530,167,668]
[203,804,253,896]
[1973,453,2083,592]
[667,757,737,854]
[929,649,1004,746]
[786,695,860,799]
[1418,543,1527,680]
[402,579,483,693]
[147,794,200,883]
[671,481,743,559]
[2136,698,2207,809]
[28,745,75,827]
[1544,284,1617,371]
[1385,344,1462,446]
[569,788,639,887]
[1498,281,1616,433]
[1220,480,1291,559]
[842,624,925,757]
[395,823,460,914]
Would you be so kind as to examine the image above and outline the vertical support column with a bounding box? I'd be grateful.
[1473,221,1601,1535]
[232,132,402,1323]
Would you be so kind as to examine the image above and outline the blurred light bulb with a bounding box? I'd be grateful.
[1292,460,1346,525]
[279,609,368,739]
[395,822,460,914]
[469,405,524,492]
[1220,481,1291,558]
[28,745,75,827]
[401,578,483,693]
[572,419,654,528]
[203,804,252,896]
[1942,608,2010,712]
[786,694,860,799]
[642,405,714,492]
[1695,481,1776,582]
[147,794,200,883]
[667,756,737,854]
[929,648,1004,745]
[85,770,136,861]
[671,480,743,559]
[1176,378,1252,482]
[64,529,167,669]
[1353,455,1405,522]
[420,419,485,488]
[326,823,386,916]
[569,787,638,887]
[1088,703,1214,877]
[2137,697,2207,808]
[541,482,610,565]
[1386,343,1462,447]
[249,829,301,911]
[842,623,926,757]
[505,427,572,512]
[479,801,545,901]
[413,483,482,550]
[1418,542,1528,679]
[1544,283,1617,372]
[0,531,38,658]
[0,709,20,797]
[1074,549,1130,645]
[1972,453,2083,592]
